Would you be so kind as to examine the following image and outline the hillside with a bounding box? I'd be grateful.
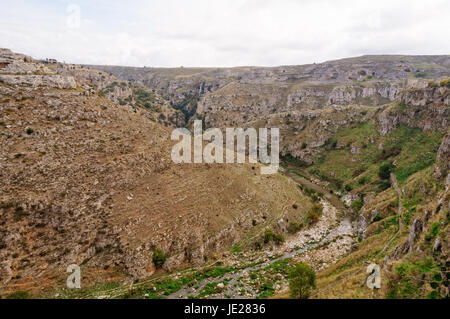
[0,49,314,297]
[89,55,450,126]
[0,49,448,300]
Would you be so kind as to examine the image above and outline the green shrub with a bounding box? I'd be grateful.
[439,78,450,88]
[358,176,367,185]
[425,223,440,242]
[378,162,394,180]
[378,180,391,191]
[273,233,285,244]
[152,248,167,268]
[263,229,284,245]
[289,262,316,299]
[307,204,323,225]
[25,127,33,135]
[287,222,302,234]
[263,229,273,244]
[351,200,363,212]
[414,72,426,78]
[6,290,30,299]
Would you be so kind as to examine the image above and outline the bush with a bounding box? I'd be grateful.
[378,180,391,191]
[25,128,33,135]
[273,233,285,244]
[289,262,316,299]
[439,78,450,88]
[351,200,363,212]
[344,184,353,192]
[287,222,302,234]
[378,162,394,180]
[358,176,367,185]
[428,81,438,88]
[414,72,426,78]
[307,204,323,225]
[263,229,284,245]
[152,248,167,268]
[263,229,273,244]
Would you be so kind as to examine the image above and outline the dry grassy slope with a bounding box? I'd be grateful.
[0,52,313,295]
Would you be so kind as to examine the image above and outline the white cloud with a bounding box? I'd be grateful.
[0,0,449,67]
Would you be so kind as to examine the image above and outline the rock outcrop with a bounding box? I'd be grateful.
[378,85,449,136]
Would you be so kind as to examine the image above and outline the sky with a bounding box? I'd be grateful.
[1,0,449,67]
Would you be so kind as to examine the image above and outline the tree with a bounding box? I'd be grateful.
[289,262,316,299]
[378,162,393,180]
[152,248,167,268]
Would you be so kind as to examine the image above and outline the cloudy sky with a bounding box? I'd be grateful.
[1,0,449,67]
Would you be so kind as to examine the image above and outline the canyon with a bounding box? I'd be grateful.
[0,48,449,299]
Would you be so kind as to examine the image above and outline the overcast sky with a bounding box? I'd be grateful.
[1,0,449,67]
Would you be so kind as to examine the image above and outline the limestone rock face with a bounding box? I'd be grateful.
[435,132,450,178]
[407,218,424,253]
[0,48,76,89]
[91,54,450,127]
[378,86,449,136]
[328,82,401,105]
[0,74,77,89]
[354,214,367,239]
[0,48,48,74]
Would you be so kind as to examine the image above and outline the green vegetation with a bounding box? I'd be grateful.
[263,229,285,245]
[5,290,30,299]
[350,200,363,212]
[378,162,393,180]
[440,78,450,88]
[424,222,440,242]
[152,248,167,268]
[414,72,427,78]
[289,262,316,299]
[386,258,442,299]
[307,123,442,191]
[287,222,302,234]
[307,204,323,225]
[281,153,309,167]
